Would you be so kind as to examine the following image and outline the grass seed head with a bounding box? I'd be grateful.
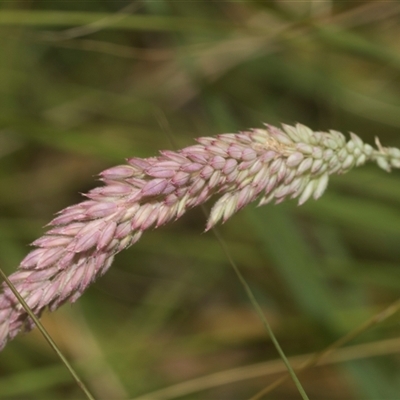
[0,123,399,350]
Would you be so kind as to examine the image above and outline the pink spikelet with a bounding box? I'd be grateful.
[0,124,399,350]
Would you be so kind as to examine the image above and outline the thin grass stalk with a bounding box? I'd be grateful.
[0,268,95,400]
[249,297,400,400]
[209,225,309,400]
[131,336,400,400]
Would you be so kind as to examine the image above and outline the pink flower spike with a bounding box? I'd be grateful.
[227,145,243,159]
[114,221,131,240]
[49,211,87,226]
[222,158,238,175]
[127,157,152,170]
[140,207,159,230]
[155,204,173,228]
[171,171,190,186]
[241,148,257,161]
[100,165,135,180]
[47,223,85,237]
[181,163,203,173]
[97,221,117,250]
[97,184,132,197]
[141,178,169,197]
[131,204,154,231]
[72,231,100,254]
[210,156,226,170]
[36,247,64,270]
[1,122,398,351]
[206,144,228,157]
[32,236,71,249]
[20,249,44,269]
[87,202,118,219]
[159,150,188,163]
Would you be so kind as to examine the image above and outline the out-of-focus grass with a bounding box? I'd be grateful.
[1,1,400,399]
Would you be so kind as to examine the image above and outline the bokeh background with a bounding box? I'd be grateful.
[1,1,400,399]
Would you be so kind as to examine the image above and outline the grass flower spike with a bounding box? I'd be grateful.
[0,123,399,350]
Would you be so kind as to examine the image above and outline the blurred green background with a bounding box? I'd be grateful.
[1,1,400,399]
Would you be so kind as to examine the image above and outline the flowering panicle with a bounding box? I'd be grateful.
[0,123,399,350]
